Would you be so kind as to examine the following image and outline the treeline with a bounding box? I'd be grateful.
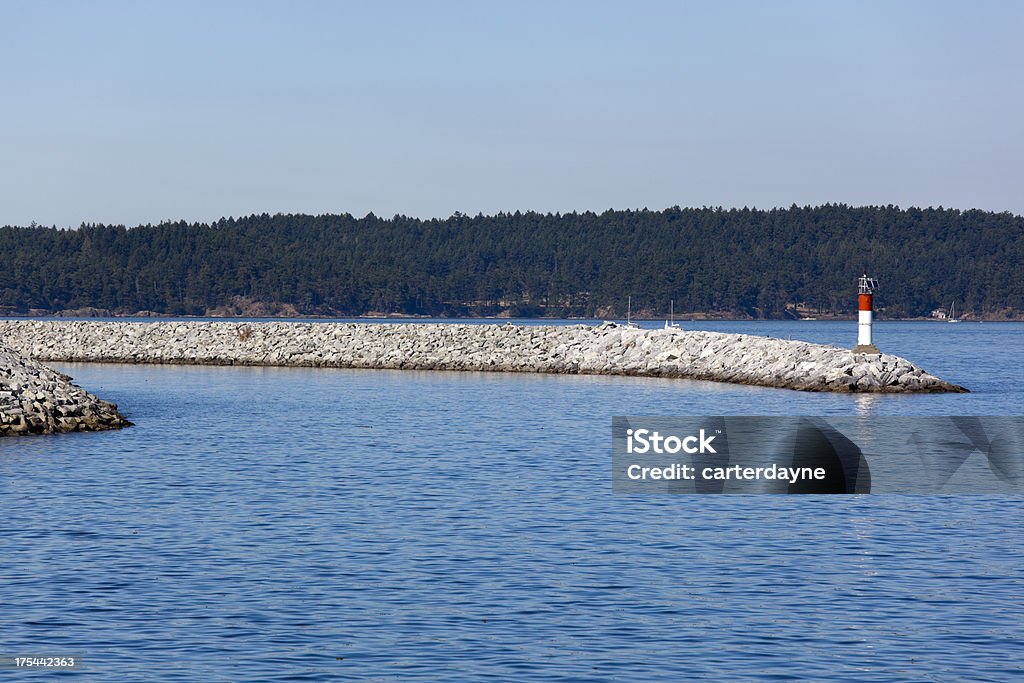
[1,205,1022,318]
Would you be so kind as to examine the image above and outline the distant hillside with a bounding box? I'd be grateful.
[2,205,1022,319]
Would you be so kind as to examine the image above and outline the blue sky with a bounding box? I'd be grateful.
[2,0,1022,226]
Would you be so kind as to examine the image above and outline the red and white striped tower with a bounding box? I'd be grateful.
[854,273,880,354]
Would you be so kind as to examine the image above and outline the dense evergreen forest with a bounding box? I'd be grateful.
[1,205,1022,319]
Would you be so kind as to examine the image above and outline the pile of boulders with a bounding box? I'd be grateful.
[0,344,131,436]
[0,320,967,394]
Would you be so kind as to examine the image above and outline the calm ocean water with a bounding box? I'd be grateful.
[1,321,1022,681]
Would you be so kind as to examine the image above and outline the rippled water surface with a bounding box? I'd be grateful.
[1,321,1022,681]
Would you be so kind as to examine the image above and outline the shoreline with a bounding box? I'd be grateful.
[1,312,1019,323]
[1,308,1020,323]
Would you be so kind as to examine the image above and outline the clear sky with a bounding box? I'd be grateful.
[2,0,1022,227]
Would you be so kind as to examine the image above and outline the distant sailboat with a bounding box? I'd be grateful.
[626,296,639,328]
[947,301,961,323]
[665,300,680,329]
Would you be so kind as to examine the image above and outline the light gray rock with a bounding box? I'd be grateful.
[0,343,131,437]
[0,320,968,394]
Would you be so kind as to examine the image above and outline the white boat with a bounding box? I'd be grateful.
[626,296,640,328]
[947,301,961,323]
[665,300,681,330]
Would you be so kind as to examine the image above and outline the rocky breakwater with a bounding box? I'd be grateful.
[0,320,967,393]
[0,344,131,436]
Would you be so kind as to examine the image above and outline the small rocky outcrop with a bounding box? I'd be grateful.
[0,320,967,393]
[0,344,131,436]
